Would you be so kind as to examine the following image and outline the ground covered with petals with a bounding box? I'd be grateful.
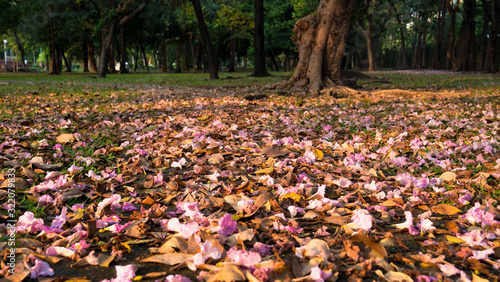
[1,74,500,281]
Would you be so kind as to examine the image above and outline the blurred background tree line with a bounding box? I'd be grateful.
[0,0,499,77]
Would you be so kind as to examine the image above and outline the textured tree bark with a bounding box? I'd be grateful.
[251,0,269,77]
[191,0,219,79]
[455,0,476,71]
[289,0,354,90]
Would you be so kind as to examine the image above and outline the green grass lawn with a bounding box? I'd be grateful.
[359,70,500,92]
[0,71,291,87]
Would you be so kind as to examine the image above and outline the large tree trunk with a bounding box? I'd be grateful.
[432,0,446,69]
[191,0,218,79]
[289,0,354,90]
[251,0,269,77]
[455,0,476,71]
[485,0,498,72]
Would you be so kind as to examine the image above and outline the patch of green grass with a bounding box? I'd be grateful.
[0,71,290,87]
[357,71,500,91]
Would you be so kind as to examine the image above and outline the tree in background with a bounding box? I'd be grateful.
[97,1,148,78]
[355,0,392,72]
[289,0,354,90]
[251,0,269,77]
[191,0,218,79]
[455,0,476,71]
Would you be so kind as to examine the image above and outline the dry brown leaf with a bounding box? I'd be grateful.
[439,171,457,181]
[208,264,246,282]
[97,253,115,267]
[254,166,274,174]
[56,133,76,143]
[351,233,388,259]
[296,239,331,261]
[141,253,192,265]
[384,271,413,282]
[431,203,461,215]
[472,272,490,282]
[261,146,287,158]
[156,237,189,254]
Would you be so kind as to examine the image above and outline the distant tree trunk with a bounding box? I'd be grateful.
[422,25,428,69]
[191,0,219,79]
[97,2,147,78]
[48,5,59,75]
[366,33,374,71]
[87,41,97,73]
[161,34,167,73]
[252,0,269,77]
[133,50,138,72]
[195,41,202,71]
[228,31,236,72]
[485,0,498,72]
[284,53,290,71]
[62,50,71,72]
[477,0,490,71]
[455,0,476,71]
[141,45,149,72]
[98,21,117,77]
[120,26,128,73]
[12,29,26,67]
[182,35,189,72]
[390,0,407,69]
[432,0,447,69]
[289,0,354,90]
[189,34,196,73]
[83,40,89,72]
[109,40,116,73]
[175,40,181,73]
[445,0,459,70]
